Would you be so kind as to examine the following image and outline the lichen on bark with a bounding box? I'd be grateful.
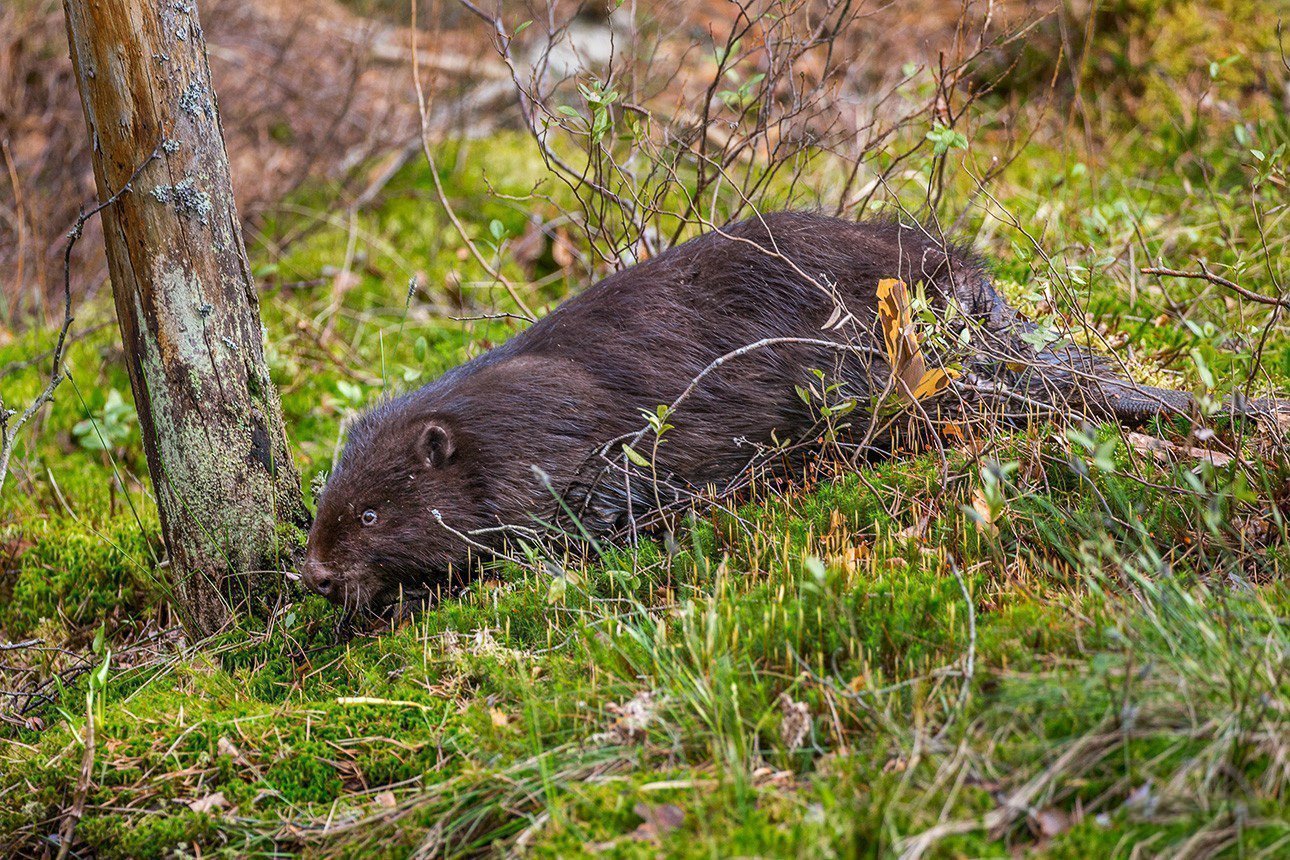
[64,0,308,636]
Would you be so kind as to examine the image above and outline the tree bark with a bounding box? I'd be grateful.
[63,0,309,636]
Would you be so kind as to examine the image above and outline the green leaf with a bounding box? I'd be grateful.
[337,380,363,404]
[926,124,968,155]
[804,556,827,580]
[622,444,651,468]
[1019,325,1064,353]
[90,649,111,693]
[1093,441,1117,473]
[1190,348,1216,390]
[546,576,567,604]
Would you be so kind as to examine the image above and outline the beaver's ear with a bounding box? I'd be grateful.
[418,423,455,468]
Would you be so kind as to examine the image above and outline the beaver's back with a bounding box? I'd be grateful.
[369,214,993,524]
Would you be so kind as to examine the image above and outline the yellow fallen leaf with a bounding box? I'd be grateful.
[876,278,956,403]
[876,278,926,400]
[909,366,960,401]
[971,488,1000,535]
[188,791,229,814]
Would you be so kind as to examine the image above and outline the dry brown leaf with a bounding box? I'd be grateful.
[630,802,685,842]
[778,693,812,751]
[216,736,247,766]
[883,756,908,774]
[552,228,576,269]
[876,278,927,399]
[592,690,659,745]
[752,766,798,789]
[188,791,229,814]
[895,515,930,542]
[910,367,957,400]
[875,278,959,402]
[971,488,1000,535]
[829,542,871,570]
[1031,807,1073,838]
[1125,432,1233,467]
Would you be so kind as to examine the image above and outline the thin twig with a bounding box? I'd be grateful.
[897,727,1120,860]
[56,699,97,860]
[0,145,160,492]
[410,1,536,321]
[1141,265,1290,309]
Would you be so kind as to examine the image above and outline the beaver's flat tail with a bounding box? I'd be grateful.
[1093,378,1285,427]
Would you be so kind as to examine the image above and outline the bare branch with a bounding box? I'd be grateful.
[0,146,159,493]
[1141,265,1290,309]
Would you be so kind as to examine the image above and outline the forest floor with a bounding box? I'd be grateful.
[2,5,1289,856]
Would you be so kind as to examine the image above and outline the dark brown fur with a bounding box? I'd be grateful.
[300,212,1218,612]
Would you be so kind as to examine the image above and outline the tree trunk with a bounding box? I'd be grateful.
[63,0,309,637]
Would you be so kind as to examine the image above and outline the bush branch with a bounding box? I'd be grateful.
[1140,265,1290,309]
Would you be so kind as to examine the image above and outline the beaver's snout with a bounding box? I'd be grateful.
[301,556,340,601]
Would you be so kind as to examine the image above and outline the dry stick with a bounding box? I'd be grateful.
[56,698,97,860]
[410,0,535,322]
[0,147,159,493]
[622,336,886,452]
[456,0,642,237]
[933,557,976,743]
[1244,201,1288,407]
[1141,265,1290,310]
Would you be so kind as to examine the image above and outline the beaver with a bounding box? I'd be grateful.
[301,212,1276,613]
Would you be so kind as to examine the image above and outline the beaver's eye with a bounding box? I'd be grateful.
[361,509,378,526]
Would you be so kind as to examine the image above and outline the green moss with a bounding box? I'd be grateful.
[0,513,161,638]
[77,810,233,859]
[262,740,347,804]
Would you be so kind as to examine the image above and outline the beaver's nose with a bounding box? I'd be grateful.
[302,559,337,599]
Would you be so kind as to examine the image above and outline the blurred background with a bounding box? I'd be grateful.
[3,0,1283,325]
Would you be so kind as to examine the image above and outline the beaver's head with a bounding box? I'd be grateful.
[302,399,490,614]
